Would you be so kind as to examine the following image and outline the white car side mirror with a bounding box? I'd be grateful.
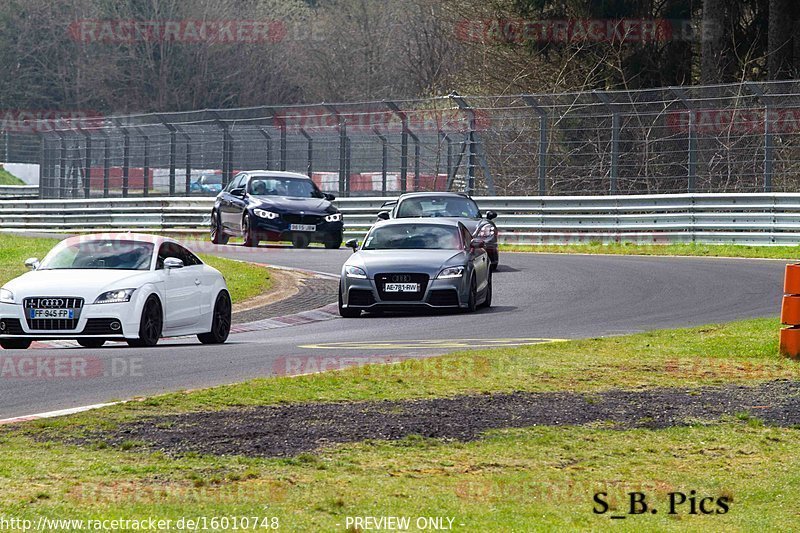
[164,257,184,269]
[24,257,39,270]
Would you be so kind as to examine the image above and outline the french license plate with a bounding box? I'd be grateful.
[290,224,316,232]
[384,283,420,292]
[30,308,73,319]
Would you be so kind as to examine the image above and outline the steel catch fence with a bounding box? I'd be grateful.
[5,80,800,199]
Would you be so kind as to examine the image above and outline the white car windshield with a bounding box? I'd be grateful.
[396,197,480,218]
[39,240,154,270]
[362,225,462,250]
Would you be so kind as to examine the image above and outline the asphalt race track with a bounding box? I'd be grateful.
[0,242,786,419]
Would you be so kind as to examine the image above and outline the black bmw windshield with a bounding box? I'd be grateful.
[248,177,322,198]
[362,225,462,250]
[39,240,154,270]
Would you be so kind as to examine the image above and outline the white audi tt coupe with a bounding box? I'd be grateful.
[0,234,231,350]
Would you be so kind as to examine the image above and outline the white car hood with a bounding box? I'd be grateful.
[2,269,157,302]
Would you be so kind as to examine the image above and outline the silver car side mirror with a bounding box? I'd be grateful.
[164,257,184,269]
[24,257,39,270]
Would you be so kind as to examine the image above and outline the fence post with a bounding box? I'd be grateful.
[408,130,421,192]
[136,127,150,196]
[157,118,177,195]
[594,91,619,194]
[522,96,548,196]
[324,104,349,196]
[449,93,492,195]
[385,101,408,194]
[79,128,92,199]
[745,83,774,192]
[57,131,66,199]
[102,134,110,198]
[184,133,192,196]
[258,127,272,170]
[373,128,388,195]
[671,87,697,193]
[300,128,313,176]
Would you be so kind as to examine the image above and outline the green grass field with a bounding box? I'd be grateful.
[2,317,797,530]
[0,167,24,185]
[500,241,800,260]
[0,234,271,303]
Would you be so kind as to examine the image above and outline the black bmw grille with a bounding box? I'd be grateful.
[375,273,429,302]
[23,297,84,330]
[428,289,460,307]
[348,289,376,307]
[282,213,323,225]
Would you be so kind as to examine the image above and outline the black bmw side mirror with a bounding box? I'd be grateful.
[230,188,246,197]
[485,210,498,220]
[324,193,336,201]
[345,239,359,252]
[377,211,390,221]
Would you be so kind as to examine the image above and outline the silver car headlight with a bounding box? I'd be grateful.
[477,225,495,238]
[438,266,465,279]
[345,265,367,279]
[325,213,342,222]
[0,288,14,304]
[254,209,279,220]
[94,288,136,304]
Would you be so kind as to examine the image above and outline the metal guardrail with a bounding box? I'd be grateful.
[2,193,800,246]
[0,185,38,199]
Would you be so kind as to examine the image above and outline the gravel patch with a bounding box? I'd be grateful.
[86,380,800,458]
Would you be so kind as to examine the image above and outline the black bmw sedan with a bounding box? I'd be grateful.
[210,171,344,248]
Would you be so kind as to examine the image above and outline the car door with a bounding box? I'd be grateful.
[463,224,489,294]
[157,243,201,330]
[221,174,246,231]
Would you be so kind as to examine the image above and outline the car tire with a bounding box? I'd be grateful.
[480,273,493,308]
[324,233,342,249]
[242,215,259,247]
[465,275,477,313]
[210,211,229,245]
[127,296,162,347]
[0,339,31,350]
[78,339,106,348]
[198,291,232,345]
[291,234,310,248]
[338,282,361,318]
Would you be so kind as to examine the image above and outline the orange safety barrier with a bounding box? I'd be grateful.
[780,264,800,359]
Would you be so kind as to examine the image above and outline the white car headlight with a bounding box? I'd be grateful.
[345,265,367,279]
[325,213,342,222]
[254,209,279,220]
[0,288,14,304]
[94,288,136,304]
[438,266,465,279]
[477,225,495,238]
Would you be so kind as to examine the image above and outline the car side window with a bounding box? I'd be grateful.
[156,243,199,269]
[225,174,245,192]
[460,226,471,249]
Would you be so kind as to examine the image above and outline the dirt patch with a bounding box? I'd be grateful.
[84,380,800,458]
[232,268,303,314]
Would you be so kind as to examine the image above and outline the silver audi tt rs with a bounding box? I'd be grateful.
[338,219,492,317]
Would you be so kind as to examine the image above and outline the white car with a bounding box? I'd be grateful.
[0,234,231,350]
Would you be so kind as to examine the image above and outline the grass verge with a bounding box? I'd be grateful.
[0,234,271,304]
[3,316,798,529]
[499,241,800,260]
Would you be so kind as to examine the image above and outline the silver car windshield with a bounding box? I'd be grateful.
[396,197,479,218]
[362,225,462,250]
[39,240,154,270]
